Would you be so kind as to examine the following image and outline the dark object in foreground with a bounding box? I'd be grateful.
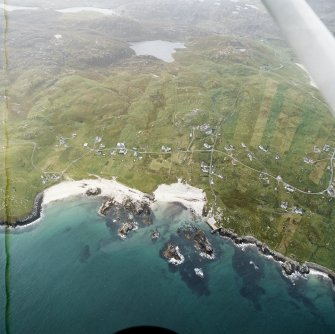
[115,326,177,334]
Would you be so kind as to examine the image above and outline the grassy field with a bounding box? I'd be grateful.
[1,33,335,270]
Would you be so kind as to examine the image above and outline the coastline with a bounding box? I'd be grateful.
[1,177,335,285]
[0,177,206,227]
[210,224,335,285]
[0,192,44,227]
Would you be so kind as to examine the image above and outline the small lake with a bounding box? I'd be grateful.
[129,40,186,63]
[56,7,117,15]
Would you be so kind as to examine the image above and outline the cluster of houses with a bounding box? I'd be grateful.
[41,173,61,184]
[247,151,254,161]
[326,184,335,197]
[57,133,79,147]
[313,145,321,154]
[200,161,212,174]
[259,172,270,184]
[284,183,295,193]
[200,161,223,183]
[81,136,175,159]
[303,157,314,165]
[292,206,304,215]
[313,144,332,153]
[304,143,333,164]
[280,201,288,210]
[197,123,214,135]
[280,201,304,215]
[161,145,172,153]
[58,136,66,146]
[323,144,331,152]
[224,144,235,152]
[116,142,127,155]
[258,145,268,153]
[203,143,213,150]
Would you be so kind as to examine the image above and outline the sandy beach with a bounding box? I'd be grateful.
[43,178,207,217]
[43,178,147,205]
[152,181,206,216]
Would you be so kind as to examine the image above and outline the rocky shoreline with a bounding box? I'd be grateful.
[0,192,44,227]
[1,179,335,286]
[213,226,335,284]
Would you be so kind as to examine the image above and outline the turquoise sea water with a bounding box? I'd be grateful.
[0,198,335,334]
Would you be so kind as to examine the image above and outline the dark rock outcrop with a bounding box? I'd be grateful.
[0,192,44,227]
[98,197,115,216]
[162,243,184,265]
[123,197,151,215]
[121,197,153,225]
[85,187,101,196]
[281,261,296,276]
[118,221,138,239]
[217,227,319,279]
[194,229,214,257]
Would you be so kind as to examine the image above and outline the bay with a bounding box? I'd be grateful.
[0,199,334,334]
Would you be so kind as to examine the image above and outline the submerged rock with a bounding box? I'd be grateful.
[143,216,153,225]
[79,245,91,263]
[151,230,160,240]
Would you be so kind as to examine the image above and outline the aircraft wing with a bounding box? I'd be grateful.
[262,0,335,118]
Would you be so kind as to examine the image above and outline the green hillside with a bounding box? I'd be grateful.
[1,4,335,270]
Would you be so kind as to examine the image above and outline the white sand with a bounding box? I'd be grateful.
[153,181,206,216]
[207,216,218,229]
[43,178,206,217]
[43,178,148,206]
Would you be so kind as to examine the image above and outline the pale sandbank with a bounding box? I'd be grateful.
[43,178,206,217]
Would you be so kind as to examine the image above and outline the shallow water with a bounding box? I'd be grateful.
[0,199,334,334]
[129,40,186,63]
